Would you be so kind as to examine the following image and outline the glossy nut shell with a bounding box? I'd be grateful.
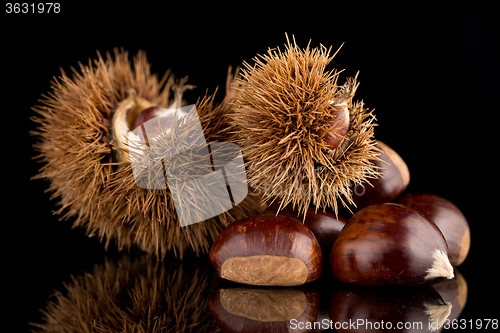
[209,215,322,286]
[396,193,470,266]
[330,203,453,286]
[269,203,347,249]
[350,141,410,212]
[323,102,350,149]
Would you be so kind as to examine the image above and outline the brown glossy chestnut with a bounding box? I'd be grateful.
[132,105,184,137]
[209,214,322,286]
[208,287,320,333]
[269,203,348,249]
[323,101,350,149]
[328,283,452,332]
[395,193,470,266]
[330,203,454,286]
[346,140,410,213]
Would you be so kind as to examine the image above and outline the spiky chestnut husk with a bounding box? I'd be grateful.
[31,49,265,259]
[230,38,380,216]
[31,254,221,333]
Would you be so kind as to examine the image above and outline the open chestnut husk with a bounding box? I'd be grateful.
[330,203,454,286]
[395,193,470,266]
[208,287,320,333]
[269,203,348,250]
[209,215,322,286]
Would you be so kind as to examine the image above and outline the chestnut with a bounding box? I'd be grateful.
[323,101,350,149]
[395,193,470,266]
[208,287,320,333]
[345,140,410,214]
[209,214,322,286]
[268,203,348,249]
[132,105,187,138]
[111,90,189,162]
[330,203,454,286]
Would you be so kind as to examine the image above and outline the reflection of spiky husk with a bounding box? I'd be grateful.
[230,38,380,215]
[31,49,265,259]
[32,254,221,332]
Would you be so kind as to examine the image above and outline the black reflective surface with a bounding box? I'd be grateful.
[4,3,499,332]
[24,246,497,332]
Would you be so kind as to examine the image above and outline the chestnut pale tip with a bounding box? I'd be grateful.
[220,256,310,286]
[425,249,454,281]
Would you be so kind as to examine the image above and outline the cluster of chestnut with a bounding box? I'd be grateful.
[209,141,470,287]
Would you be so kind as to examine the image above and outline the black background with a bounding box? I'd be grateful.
[2,2,499,331]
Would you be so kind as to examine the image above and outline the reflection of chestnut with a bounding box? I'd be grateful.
[330,203,454,286]
[328,283,452,332]
[346,141,410,213]
[209,215,322,286]
[431,270,468,328]
[208,287,320,333]
[396,193,470,266]
[269,203,348,249]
